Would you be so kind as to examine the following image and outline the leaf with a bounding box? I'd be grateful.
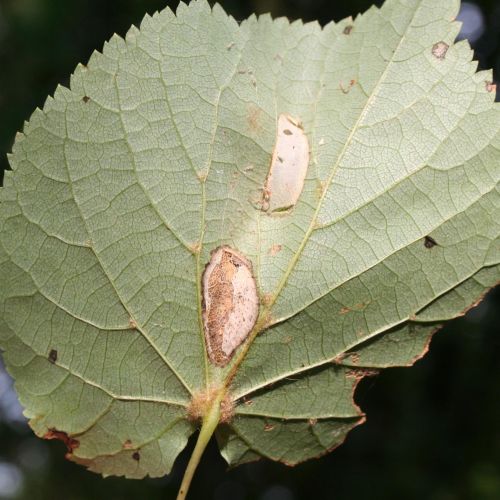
[0,0,499,491]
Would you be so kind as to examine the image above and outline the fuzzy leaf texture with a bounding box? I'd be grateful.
[0,0,499,479]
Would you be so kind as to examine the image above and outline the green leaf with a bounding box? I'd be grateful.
[0,0,499,490]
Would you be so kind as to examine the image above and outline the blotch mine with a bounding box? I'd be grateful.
[262,114,309,213]
[202,246,259,367]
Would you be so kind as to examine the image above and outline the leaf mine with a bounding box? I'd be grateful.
[262,114,310,213]
[202,246,259,367]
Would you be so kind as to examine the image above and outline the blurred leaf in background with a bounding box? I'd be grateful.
[0,1,498,499]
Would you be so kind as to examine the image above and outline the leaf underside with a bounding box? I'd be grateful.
[0,0,499,478]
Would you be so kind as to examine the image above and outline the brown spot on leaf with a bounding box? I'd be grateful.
[132,451,140,461]
[269,244,282,256]
[197,169,208,182]
[128,318,138,329]
[432,41,449,60]
[202,246,259,366]
[243,397,253,406]
[424,235,438,248]
[48,349,58,364]
[260,293,273,306]
[332,353,347,364]
[188,387,235,423]
[315,179,326,199]
[123,439,134,449]
[264,423,275,432]
[82,96,90,103]
[340,79,356,94]
[189,242,201,255]
[220,394,235,423]
[346,368,379,380]
[247,105,262,134]
[349,352,360,365]
[343,25,353,35]
[44,429,79,453]
[486,81,496,94]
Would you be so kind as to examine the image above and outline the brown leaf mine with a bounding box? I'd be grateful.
[263,114,310,213]
[202,246,259,366]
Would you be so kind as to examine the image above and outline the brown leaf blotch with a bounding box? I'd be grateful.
[123,439,134,449]
[44,429,79,453]
[339,79,356,94]
[188,387,235,423]
[220,394,235,423]
[261,293,273,306]
[269,244,282,256]
[247,105,262,134]
[82,96,90,103]
[202,246,259,366]
[486,81,496,94]
[432,41,449,60]
[343,25,353,35]
[332,353,346,364]
[349,352,360,365]
[132,451,140,461]
[346,368,379,380]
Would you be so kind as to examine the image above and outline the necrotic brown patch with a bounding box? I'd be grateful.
[202,246,259,366]
[432,41,449,60]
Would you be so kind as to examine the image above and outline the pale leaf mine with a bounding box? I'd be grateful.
[263,114,310,212]
[202,246,259,366]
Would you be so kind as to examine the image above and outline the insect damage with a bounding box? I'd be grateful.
[202,246,259,366]
[262,114,310,213]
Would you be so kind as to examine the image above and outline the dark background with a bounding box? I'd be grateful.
[0,0,499,499]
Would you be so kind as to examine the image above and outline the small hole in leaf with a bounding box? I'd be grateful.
[424,235,438,248]
[48,349,58,364]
